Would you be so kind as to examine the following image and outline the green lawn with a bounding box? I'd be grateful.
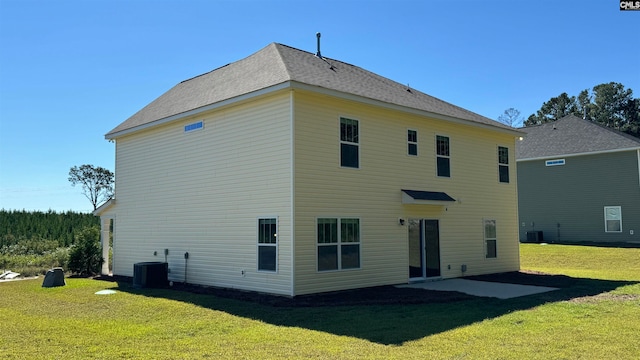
[1,244,639,359]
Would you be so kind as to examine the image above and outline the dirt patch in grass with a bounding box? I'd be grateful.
[177,283,480,307]
[567,293,640,304]
[96,270,578,307]
[464,269,576,288]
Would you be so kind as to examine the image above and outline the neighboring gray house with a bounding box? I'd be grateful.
[517,115,640,244]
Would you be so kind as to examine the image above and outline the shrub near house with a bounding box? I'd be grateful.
[68,226,103,276]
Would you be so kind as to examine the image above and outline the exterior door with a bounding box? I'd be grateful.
[408,219,424,278]
[408,219,441,279]
[424,219,441,277]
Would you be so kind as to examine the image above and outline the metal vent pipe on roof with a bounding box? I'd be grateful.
[316,32,322,58]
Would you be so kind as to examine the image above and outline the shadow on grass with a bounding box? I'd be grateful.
[101,272,637,345]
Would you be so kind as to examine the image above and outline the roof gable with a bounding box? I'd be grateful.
[108,43,291,136]
[516,115,640,160]
[107,43,516,138]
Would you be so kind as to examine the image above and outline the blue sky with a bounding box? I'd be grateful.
[1,0,638,213]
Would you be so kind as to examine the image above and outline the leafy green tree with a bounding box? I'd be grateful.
[525,82,639,138]
[621,98,640,137]
[67,226,103,276]
[524,93,579,126]
[577,89,591,112]
[590,82,635,129]
[68,164,114,211]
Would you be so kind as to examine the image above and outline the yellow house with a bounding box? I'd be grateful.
[97,42,523,296]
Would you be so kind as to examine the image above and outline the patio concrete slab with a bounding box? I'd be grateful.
[397,279,558,299]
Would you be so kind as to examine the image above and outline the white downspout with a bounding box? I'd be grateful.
[637,149,640,188]
[100,217,111,275]
[289,89,296,297]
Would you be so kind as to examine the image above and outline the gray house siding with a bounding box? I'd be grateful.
[518,150,640,244]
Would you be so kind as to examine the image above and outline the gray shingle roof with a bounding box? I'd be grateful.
[107,43,516,138]
[516,115,640,160]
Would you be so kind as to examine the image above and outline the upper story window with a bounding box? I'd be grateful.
[340,117,359,168]
[436,135,450,177]
[257,218,277,272]
[407,130,418,156]
[604,206,622,233]
[498,146,509,183]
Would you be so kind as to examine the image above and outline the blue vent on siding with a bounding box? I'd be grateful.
[545,159,565,166]
[184,121,204,133]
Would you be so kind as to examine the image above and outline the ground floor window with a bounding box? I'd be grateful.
[258,218,277,271]
[484,219,497,258]
[317,218,360,271]
[604,206,622,233]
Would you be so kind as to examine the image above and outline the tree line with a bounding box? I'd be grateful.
[525,82,639,137]
[498,82,639,138]
[0,209,99,248]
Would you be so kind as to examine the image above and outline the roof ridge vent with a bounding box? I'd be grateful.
[316,32,322,58]
[314,32,336,71]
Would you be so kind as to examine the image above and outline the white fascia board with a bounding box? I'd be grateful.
[517,146,640,162]
[288,82,524,137]
[106,82,293,140]
[93,198,115,216]
[108,79,523,140]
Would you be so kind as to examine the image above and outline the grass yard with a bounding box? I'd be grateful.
[1,244,639,359]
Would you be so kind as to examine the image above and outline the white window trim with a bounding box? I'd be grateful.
[498,145,510,183]
[604,206,623,233]
[257,216,278,273]
[407,128,418,156]
[435,134,451,178]
[339,117,360,169]
[483,218,497,259]
[316,217,362,272]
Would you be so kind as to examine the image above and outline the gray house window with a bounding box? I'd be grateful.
[340,117,359,168]
[258,218,277,271]
[436,135,450,177]
[604,206,622,233]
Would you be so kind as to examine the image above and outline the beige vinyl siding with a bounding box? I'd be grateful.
[293,91,519,295]
[113,92,293,295]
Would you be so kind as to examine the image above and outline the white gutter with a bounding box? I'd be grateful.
[106,82,292,139]
[517,146,640,162]
[107,81,524,140]
[288,82,525,137]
